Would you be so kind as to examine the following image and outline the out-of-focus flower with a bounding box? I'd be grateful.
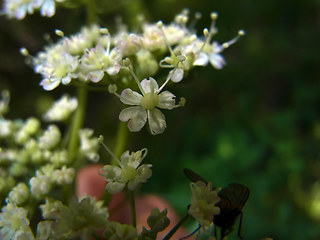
[0,200,34,240]
[1,0,65,19]
[43,95,78,122]
[79,128,100,162]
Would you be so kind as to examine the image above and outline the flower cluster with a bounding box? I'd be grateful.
[0,92,99,202]
[1,0,65,19]
[27,11,243,91]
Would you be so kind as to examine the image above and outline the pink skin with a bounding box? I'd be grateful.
[76,164,192,239]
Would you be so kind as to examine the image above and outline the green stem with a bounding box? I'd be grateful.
[162,213,191,240]
[129,190,136,227]
[68,87,87,165]
[85,0,98,24]
[112,121,128,164]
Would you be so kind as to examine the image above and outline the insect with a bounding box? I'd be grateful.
[184,168,250,240]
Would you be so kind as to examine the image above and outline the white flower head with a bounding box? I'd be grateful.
[79,41,122,82]
[0,200,34,240]
[79,128,100,162]
[118,61,184,135]
[43,95,78,122]
[38,125,61,150]
[99,148,152,194]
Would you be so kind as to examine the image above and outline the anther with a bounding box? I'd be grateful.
[20,48,29,56]
[55,29,64,37]
[99,28,109,35]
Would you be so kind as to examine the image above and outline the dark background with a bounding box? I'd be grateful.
[1,0,320,239]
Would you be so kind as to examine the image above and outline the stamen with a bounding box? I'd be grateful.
[158,70,173,93]
[108,84,120,98]
[188,12,202,30]
[198,28,211,53]
[55,29,64,37]
[98,135,122,167]
[20,48,29,57]
[157,21,174,56]
[123,58,146,95]
[222,30,245,49]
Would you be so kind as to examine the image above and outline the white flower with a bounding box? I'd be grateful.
[38,125,61,150]
[30,175,52,195]
[0,200,34,240]
[2,0,42,19]
[8,183,30,205]
[0,119,13,138]
[100,148,152,194]
[119,77,178,135]
[35,44,79,90]
[52,166,75,185]
[79,129,100,162]
[43,95,78,122]
[193,41,226,69]
[79,43,122,83]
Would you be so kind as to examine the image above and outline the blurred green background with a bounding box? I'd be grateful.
[1,0,320,239]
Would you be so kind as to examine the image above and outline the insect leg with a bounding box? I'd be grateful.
[179,225,201,240]
[237,212,244,240]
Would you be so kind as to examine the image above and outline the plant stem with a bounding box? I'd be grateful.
[85,0,98,24]
[113,121,128,163]
[68,87,87,165]
[129,190,136,227]
[162,213,191,240]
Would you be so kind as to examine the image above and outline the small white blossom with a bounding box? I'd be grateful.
[30,175,52,196]
[14,117,40,144]
[43,95,78,122]
[52,166,75,185]
[100,148,152,194]
[119,69,182,134]
[1,0,65,19]
[8,183,30,205]
[79,44,122,82]
[0,200,34,240]
[79,129,100,162]
[38,125,61,150]
[35,45,79,90]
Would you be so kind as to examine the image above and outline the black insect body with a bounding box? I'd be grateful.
[183,168,249,240]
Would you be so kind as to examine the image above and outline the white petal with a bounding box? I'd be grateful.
[106,63,121,75]
[87,70,104,82]
[40,78,60,91]
[170,68,184,83]
[40,0,55,17]
[140,77,159,93]
[120,89,143,105]
[147,109,166,135]
[61,76,71,85]
[193,52,209,66]
[106,182,125,194]
[157,91,176,109]
[119,106,147,132]
[209,53,226,69]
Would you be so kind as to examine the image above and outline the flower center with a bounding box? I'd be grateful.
[140,92,159,110]
[120,166,136,181]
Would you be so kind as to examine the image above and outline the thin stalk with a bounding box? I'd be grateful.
[68,87,87,165]
[162,213,191,240]
[113,121,129,162]
[129,190,136,228]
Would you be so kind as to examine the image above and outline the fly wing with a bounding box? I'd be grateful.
[218,183,249,210]
[183,168,208,185]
